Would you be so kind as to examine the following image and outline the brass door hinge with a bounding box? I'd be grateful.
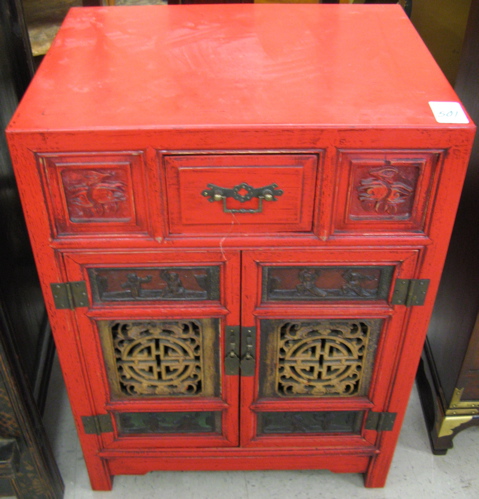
[365,411,397,432]
[82,414,113,435]
[51,281,89,309]
[392,279,430,306]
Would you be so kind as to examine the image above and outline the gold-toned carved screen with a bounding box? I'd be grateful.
[98,319,220,398]
[260,319,382,398]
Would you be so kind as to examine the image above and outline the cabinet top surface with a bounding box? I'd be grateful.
[9,4,473,132]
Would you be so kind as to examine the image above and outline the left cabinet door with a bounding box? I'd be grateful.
[62,249,241,450]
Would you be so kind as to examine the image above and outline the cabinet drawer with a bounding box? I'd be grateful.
[164,154,319,235]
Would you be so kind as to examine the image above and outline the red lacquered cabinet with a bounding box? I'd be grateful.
[6,4,475,490]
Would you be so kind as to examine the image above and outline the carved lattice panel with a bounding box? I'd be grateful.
[259,319,382,398]
[263,265,393,302]
[98,319,220,398]
[89,266,220,303]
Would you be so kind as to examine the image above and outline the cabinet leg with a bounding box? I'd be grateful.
[85,456,113,491]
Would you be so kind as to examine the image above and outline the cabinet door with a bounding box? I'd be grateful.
[240,249,419,450]
[62,250,240,449]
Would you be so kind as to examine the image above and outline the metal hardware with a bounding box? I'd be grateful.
[51,281,89,309]
[82,414,113,435]
[224,326,241,375]
[240,326,256,376]
[0,439,20,478]
[201,182,283,214]
[445,387,479,415]
[437,415,474,438]
[391,279,430,306]
[365,411,397,432]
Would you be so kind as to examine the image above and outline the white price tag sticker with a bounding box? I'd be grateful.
[429,101,469,124]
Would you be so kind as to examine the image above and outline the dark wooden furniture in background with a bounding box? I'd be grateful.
[417,0,479,455]
[0,1,63,497]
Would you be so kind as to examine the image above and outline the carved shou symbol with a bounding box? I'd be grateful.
[277,321,372,397]
[265,266,392,302]
[89,266,219,302]
[110,320,203,396]
[357,165,414,215]
[61,168,130,221]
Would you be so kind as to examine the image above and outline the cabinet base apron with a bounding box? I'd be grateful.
[93,451,375,489]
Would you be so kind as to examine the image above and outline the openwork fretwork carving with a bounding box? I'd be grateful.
[275,320,379,397]
[108,320,205,397]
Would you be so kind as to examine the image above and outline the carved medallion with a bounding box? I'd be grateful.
[61,168,131,222]
[349,162,421,221]
[99,319,219,398]
[357,166,415,215]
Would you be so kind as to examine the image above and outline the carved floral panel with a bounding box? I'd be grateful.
[333,150,443,234]
[260,319,382,398]
[61,168,132,222]
[263,265,393,302]
[350,162,420,220]
[37,152,149,237]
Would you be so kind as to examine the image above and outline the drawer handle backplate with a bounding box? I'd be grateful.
[201,182,283,214]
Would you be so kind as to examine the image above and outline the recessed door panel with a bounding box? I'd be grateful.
[257,410,364,435]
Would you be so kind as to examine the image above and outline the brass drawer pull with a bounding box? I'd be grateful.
[201,182,283,214]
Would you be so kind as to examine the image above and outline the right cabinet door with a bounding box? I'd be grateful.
[240,248,420,450]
